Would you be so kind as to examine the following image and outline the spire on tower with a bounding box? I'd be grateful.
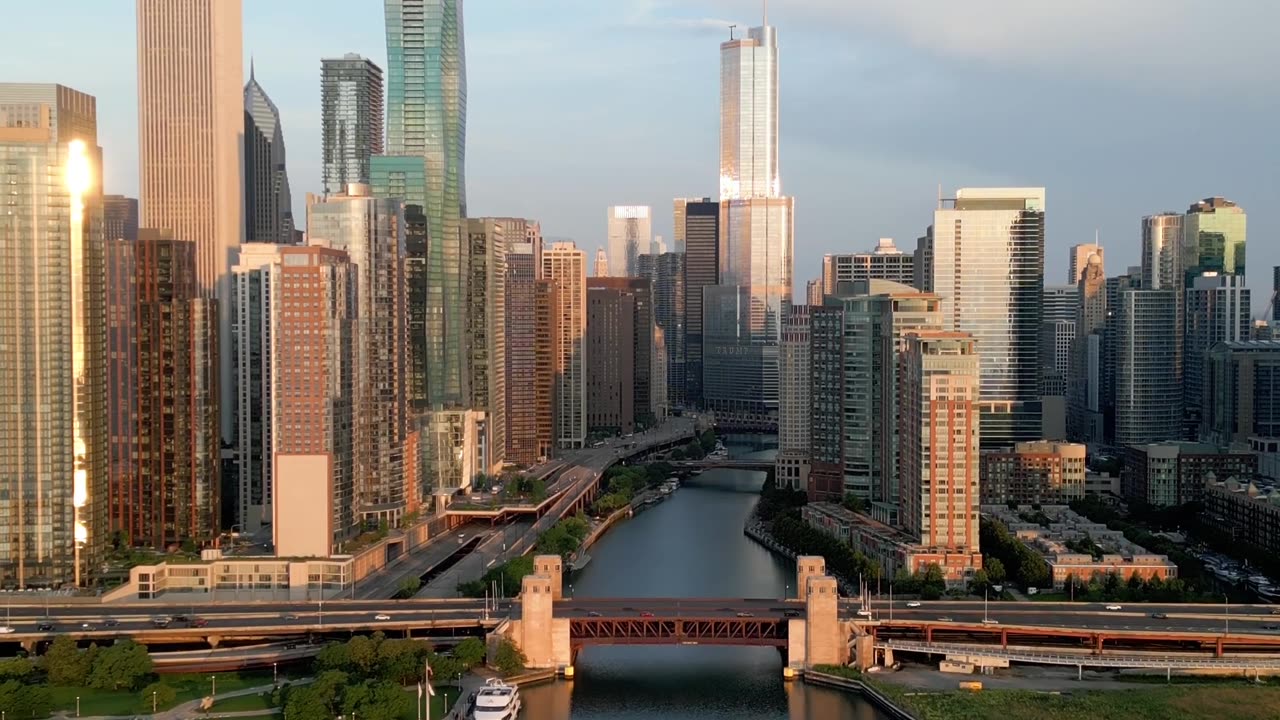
[763,0,768,26]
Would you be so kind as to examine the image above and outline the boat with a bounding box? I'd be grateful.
[473,678,521,720]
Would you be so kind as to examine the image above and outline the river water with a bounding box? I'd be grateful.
[519,436,887,719]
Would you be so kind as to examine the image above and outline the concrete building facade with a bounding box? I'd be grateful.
[980,441,1087,505]
[501,219,545,466]
[820,239,915,293]
[543,243,587,449]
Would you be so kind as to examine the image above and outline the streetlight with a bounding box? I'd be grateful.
[152,692,157,713]
[76,696,80,717]
[211,675,217,697]
[273,662,278,685]
[1225,595,1230,634]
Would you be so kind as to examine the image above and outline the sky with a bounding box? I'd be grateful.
[3,0,1278,314]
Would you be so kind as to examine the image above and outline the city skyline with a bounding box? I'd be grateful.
[3,0,1276,311]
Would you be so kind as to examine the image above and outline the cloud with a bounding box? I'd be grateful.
[703,0,1279,91]
[621,0,738,33]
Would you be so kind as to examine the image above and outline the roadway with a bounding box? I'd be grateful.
[415,417,699,598]
[353,524,495,599]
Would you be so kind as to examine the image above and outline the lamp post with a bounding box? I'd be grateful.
[76,696,80,717]
[1225,595,1230,634]
[273,662,278,685]
[152,692,157,713]
[211,675,216,697]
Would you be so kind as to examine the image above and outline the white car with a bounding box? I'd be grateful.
[905,601,922,608]
[855,609,873,617]
[981,618,1000,625]
[374,613,391,621]
[0,626,15,634]
[1105,604,1123,611]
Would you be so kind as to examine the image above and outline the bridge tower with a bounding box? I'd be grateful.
[795,556,825,602]
[534,555,564,600]
[805,575,845,666]
[516,574,572,670]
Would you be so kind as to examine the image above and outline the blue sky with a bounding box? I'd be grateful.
[4,0,1278,312]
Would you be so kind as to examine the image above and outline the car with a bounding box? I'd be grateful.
[981,618,1000,625]
[855,609,873,618]
[80,622,94,630]
[639,611,655,618]
[0,626,15,634]
[38,623,55,632]
[937,616,954,622]
[171,614,189,622]
[783,609,801,618]
[103,618,118,627]
[1264,624,1280,631]
[1270,609,1280,616]
[374,613,392,621]
[586,611,602,617]
[906,601,922,608]
[283,613,299,621]
[192,618,208,628]
[1150,612,1169,619]
[457,534,466,544]
[151,618,170,628]
[284,643,298,650]
[736,612,754,618]
[1105,604,1123,611]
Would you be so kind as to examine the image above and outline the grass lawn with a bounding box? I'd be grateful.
[870,680,1280,720]
[46,671,284,717]
[209,692,275,713]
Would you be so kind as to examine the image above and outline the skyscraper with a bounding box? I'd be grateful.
[682,199,719,406]
[606,206,651,277]
[307,186,407,524]
[586,281,637,434]
[321,53,384,192]
[1115,289,1181,446]
[1102,267,1143,442]
[925,187,1045,448]
[1203,341,1280,449]
[776,306,811,493]
[269,245,358,555]
[1039,285,1078,398]
[137,0,243,440]
[544,242,587,449]
[1068,242,1104,285]
[821,239,915,293]
[231,243,284,533]
[244,64,294,244]
[0,83,107,587]
[499,219,545,467]
[103,195,138,554]
[707,196,794,424]
[898,332,981,557]
[385,0,468,407]
[1183,197,1246,286]
[1184,273,1250,431]
[1142,213,1186,401]
[130,231,220,548]
[639,252,686,409]
[533,279,561,461]
[467,219,507,473]
[1068,251,1107,442]
[594,247,608,278]
[719,24,778,200]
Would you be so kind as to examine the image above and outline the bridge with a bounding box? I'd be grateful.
[670,459,774,472]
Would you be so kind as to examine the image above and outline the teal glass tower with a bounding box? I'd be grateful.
[383,0,468,406]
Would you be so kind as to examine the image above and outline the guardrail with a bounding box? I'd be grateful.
[880,639,1280,670]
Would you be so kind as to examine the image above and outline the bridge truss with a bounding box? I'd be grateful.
[570,617,788,647]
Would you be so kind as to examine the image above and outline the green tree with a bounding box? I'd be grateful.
[493,638,526,676]
[454,637,487,668]
[984,557,1007,584]
[41,635,92,686]
[0,657,34,680]
[920,564,946,600]
[140,681,176,711]
[314,641,352,673]
[969,568,991,595]
[0,680,52,719]
[397,576,422,597]
[88,639,153,690]
[343,680,411,720]
[347,634,383,676]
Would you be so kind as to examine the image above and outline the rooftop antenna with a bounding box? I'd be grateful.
[1094,228,1100,247]
[763,0,768,26]
[936,183,942,210]
[729,23,737,40]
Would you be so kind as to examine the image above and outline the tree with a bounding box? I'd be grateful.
[88,639,153,690]
[493,638,526,676]
[140,681,176,710]
[920,564,946,600]
[343,680,411,720]
[397,576,422,597]
[454,637,487,668]
[0,680,52,719]
[969,569,991,595]
[42,635,92,686]
[0,657,34,680]
[984,558,1007,584]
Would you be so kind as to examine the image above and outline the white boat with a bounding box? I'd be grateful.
[473,678,521,720]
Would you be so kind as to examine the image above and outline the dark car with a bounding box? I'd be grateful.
[171,614,189,623]
[103,618,119,627]
[37,623,55,632]
[191,617,208,628]
[1150,612,1169,619]
[586,611,602,617]
[783,609,801,618]
[1264,624,1280,631]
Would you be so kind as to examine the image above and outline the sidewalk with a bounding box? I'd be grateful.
[54,682,283,720]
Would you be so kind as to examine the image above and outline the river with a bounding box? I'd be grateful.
[518,435,888,719]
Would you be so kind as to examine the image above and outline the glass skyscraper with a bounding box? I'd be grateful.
[244,64,294,244]
[719,25,779,201]
[925,188,1046,449]
[1183,197,1246,287]
[321,53,383,192]
[385,0,468,407]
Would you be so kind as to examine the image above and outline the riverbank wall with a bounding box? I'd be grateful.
[802,670,916,720]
